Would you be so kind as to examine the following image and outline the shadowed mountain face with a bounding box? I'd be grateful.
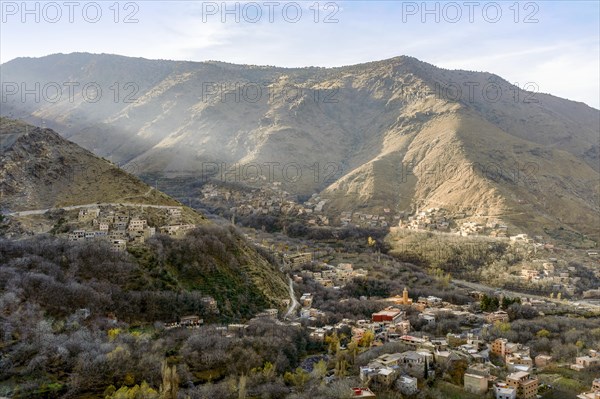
[0,117,181,212]
[1,53,598,238]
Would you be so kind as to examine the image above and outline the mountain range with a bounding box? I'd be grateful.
[1,53,598,240]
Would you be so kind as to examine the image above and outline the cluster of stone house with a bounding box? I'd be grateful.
[499,371,539,399]
[307,286,557,399]
[459,221,485,236]
[464,363,496,395]
[71,208,155,251]
[201,184,332,226]
[165,315,204,329]
[485,310,510,324]
[360,333,541,399]
[359,351,427,394]
[299,262,368,288]
[395,209,568,247]
[68,206,193,251]
[571,350,600,371]
[284,252,313,267]
[339,209,394,228]
[491,338,534,373]
[355,328,506,397]
[399,208,450,231]
[518,258,579,295]
[395,208,514,238]
[463,220,515,238]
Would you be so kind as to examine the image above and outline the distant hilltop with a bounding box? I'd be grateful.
[1,54,598,241]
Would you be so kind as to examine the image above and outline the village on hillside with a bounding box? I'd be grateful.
[66,205,196,251]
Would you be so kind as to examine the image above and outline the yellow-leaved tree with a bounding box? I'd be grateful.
[105,381,158,399]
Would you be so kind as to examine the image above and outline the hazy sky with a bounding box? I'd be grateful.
[1,1,599,108]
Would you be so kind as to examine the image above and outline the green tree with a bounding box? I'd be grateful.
[367,237,376,247]
[325,332,340,355]
[261,362,275,380]
[481,294,491,311]
[536,329,551,338]
[359,330,374,348]
[106,381,159,399]
[501,296,515,309]
[491,296,500,311]
[311,360,328,380]
[347,340,359,364]
[283,368,310,390]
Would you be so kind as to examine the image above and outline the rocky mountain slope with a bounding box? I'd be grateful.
[0,117,180,212]
[1,53,598,239]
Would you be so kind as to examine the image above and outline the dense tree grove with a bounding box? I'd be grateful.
[0,231,305,398]
[203,199,390,242]
[0,304,313,398]
[0,226,283,324]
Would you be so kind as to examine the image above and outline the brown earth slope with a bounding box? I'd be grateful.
[1,54,598,238]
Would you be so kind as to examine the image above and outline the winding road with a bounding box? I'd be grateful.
[283,277,299,319]
[453,279,600,310]
[6,202,180,217]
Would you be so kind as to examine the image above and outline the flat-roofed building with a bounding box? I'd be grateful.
[372,308,403,324]
[486,310,510,324]
[284,252,313,267]
[535,354,552,368]
[465,372,488,395]
[580,378,600,398]
[464,364,491,395]
[506,353,533,372]
[128,219,147,230]
[111,239,127,252]
[495,382,517,399]
[397,375,418,395]
[506,371,538,399]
